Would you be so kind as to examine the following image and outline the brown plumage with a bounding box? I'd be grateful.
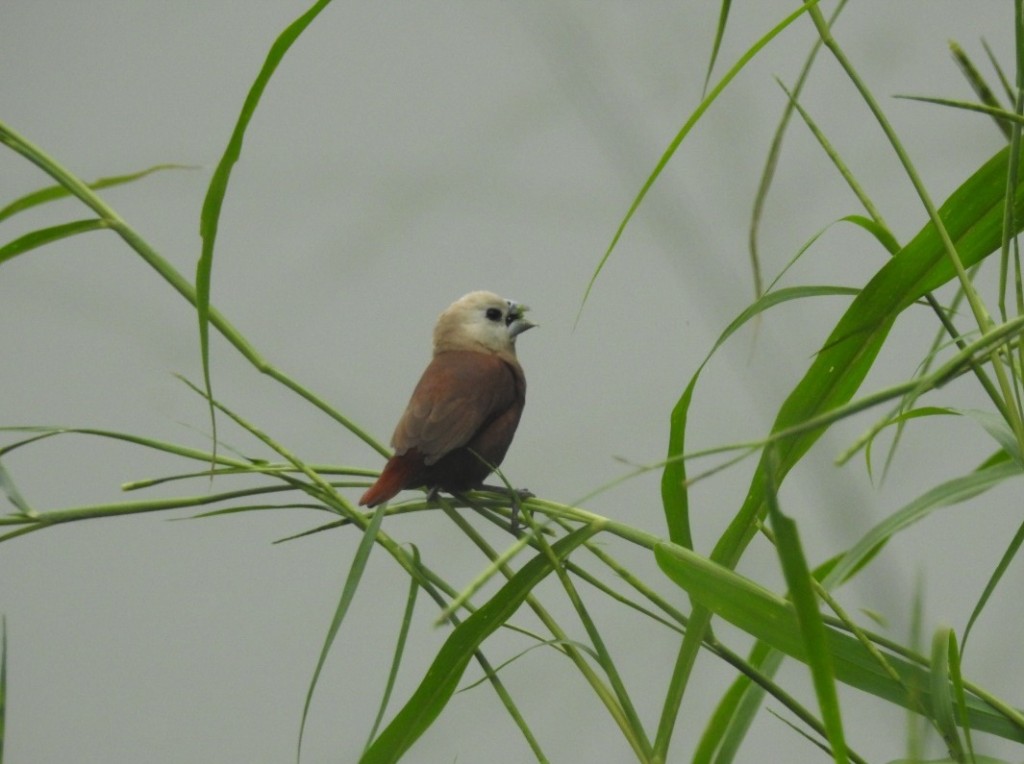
[359,291,535,507]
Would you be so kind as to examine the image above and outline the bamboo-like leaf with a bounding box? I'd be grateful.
[298,503,386,762]
[0,219,108,266]
[654,542,1024,742]
[196,0,333,457]
[361,525,599,764]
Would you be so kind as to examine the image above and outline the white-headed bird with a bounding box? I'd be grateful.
[359,291,535,507]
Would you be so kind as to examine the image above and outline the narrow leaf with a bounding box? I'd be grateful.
[0,219,107,266]
[361,525,600,764]
[0,164,191,224]
[298,503,386,761]
[196,0,334,456]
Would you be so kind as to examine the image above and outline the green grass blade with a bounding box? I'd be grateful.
[824,460,1022,589]
[950,40,1012,140]
[712,140,1024,576]
[361,525,600,764]
[702,1,732,96]
[298,503,386,762]
[0,219,108,266]
[765,464,847,763]
[196,0,334,456]
[961,513,1024,651]
[577,0,820,325]
[364,546,421,752]
[0,460,33,515]
[0,163,191,224]
[662,284,858,546]
[654,542,1024,742]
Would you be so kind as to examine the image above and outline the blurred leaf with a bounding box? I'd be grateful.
[949,39,1012,139]
[361,525,599,764]
[0,461,32,516]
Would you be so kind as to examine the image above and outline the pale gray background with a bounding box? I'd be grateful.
[2,2,1021,762]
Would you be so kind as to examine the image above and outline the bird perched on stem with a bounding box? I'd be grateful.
[359,291,536,509]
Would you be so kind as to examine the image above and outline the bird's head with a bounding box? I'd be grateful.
[433,291,536,357]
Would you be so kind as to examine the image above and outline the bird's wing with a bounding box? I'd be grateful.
[392,351,517,464]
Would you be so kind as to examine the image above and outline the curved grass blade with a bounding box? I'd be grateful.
[298,503,386,762]
[662,284,859,546]
[577,0,820,325]
[0,163,192,224]
[361,525,600,764]
[0,219,108,266]
[196,0,334,457]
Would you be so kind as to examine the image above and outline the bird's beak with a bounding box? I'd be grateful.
[506,302,537,339]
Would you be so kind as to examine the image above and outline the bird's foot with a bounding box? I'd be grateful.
[478,484,533,535]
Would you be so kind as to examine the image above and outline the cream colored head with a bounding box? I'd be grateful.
[432,290,536,358]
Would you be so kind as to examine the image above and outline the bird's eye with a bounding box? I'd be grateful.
[485,307,503,322]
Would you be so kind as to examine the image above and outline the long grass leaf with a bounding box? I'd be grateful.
[962,514,1024,651]
[196,0,334,457]
[361,525,600,764]
[298,503,386,762]
[577,0,820,325]
[364,545,421,751]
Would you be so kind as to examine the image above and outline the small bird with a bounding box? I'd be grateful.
[359,291,536,508]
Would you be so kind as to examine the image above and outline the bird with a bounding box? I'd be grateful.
[359,290,536,508]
